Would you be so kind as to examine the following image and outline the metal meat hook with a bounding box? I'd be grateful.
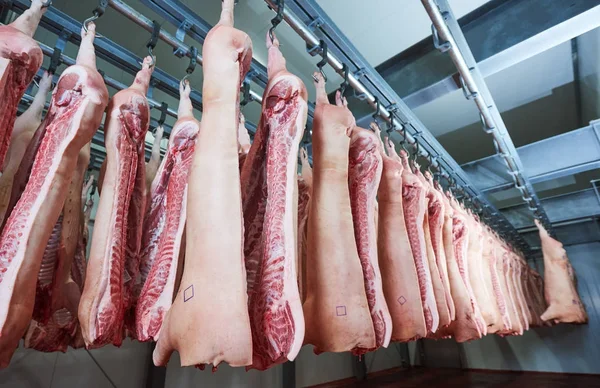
[269,0,285,43]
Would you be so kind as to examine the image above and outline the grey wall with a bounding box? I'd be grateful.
[420,242,600,374]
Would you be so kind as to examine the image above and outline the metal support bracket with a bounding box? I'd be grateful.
[173,20,191,57]
[306,16,324,32]
[48,28,70,74]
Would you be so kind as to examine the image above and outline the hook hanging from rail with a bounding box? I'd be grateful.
[240,81,252,107]
[371,96,381,129]
[156,102,168,130]
[269,0,285,44]
[339,63,350,97]
[316,39,328,82]
[181,46,198,84]
[386,110,395,134]
[83,0,108,34]
[146,20,161,67]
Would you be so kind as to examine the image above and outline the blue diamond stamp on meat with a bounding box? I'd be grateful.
[184,285,194,302]
[398,296,407,305]
[336,306,347,316]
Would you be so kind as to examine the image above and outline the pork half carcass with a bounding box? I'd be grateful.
[536,220,588,324]
[424,173,455,322]
[297,147,312,304]
[79,56,153,347]
[240,32,306,371]
[416,170,450,331]
[400,152,439,333]
[480,230,506,333]
[153,0,253,368]
[0,0,45,168]
[145,124,164,192]
[0,72,52,226]
[0,24,107,367]
[375,129,426,342]
[348,124,391,352]
[136,80,199,342]
[303,72,375,354]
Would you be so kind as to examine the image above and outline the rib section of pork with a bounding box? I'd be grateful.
[0,24,107,367]
[79,56,152,347]
[153,0,253,368]
[536,220,588,324]
[241,32,306,370]
[400,152,439,333]
[136,80,199,342]
[348,125,391,352]
[303,73,375,354]
[0,0,45,168]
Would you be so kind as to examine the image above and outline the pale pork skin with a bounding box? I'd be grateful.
[153,0,253,368]
[303,72,375,354]
[0,24,107,367]
[0,0,45,168]
[145,124,164,192]
[79,56,153,347]
[536,220,588,324]
[415,169,450,331]
[400,151,439,334]
[0,72,52,226]
[348,124,391,352]
[240,32,307,370]
[373,125,426,342]
[297,148,312,304]
[136,80,199,342]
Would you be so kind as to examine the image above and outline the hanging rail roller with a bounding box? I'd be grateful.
[107,0,263,104]
[422,0,555,237]
[265,0,531,254]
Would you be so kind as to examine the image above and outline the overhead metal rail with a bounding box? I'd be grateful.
[422,0,555,237]
[462,121,600,193]
[265,0,531,254]
[107,0,264,104]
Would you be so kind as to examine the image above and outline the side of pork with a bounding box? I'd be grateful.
[348,125,391,352]
[297,147,312,304]
[79,56,153,347]
[145,124,164,192]
[0,24,108,367]
[0,0,45,167]
[153,0,254,368]
[136,80,199,342]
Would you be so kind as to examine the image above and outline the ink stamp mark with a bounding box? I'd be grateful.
[336,306,347,316]
[184,285,194,302]
[398,296,407,305]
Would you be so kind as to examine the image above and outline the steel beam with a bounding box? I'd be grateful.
[423,0,554,236]
[502,188,600,230]
[461,121,600,193]
[276,0,530,253]
[373,0,600,111]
